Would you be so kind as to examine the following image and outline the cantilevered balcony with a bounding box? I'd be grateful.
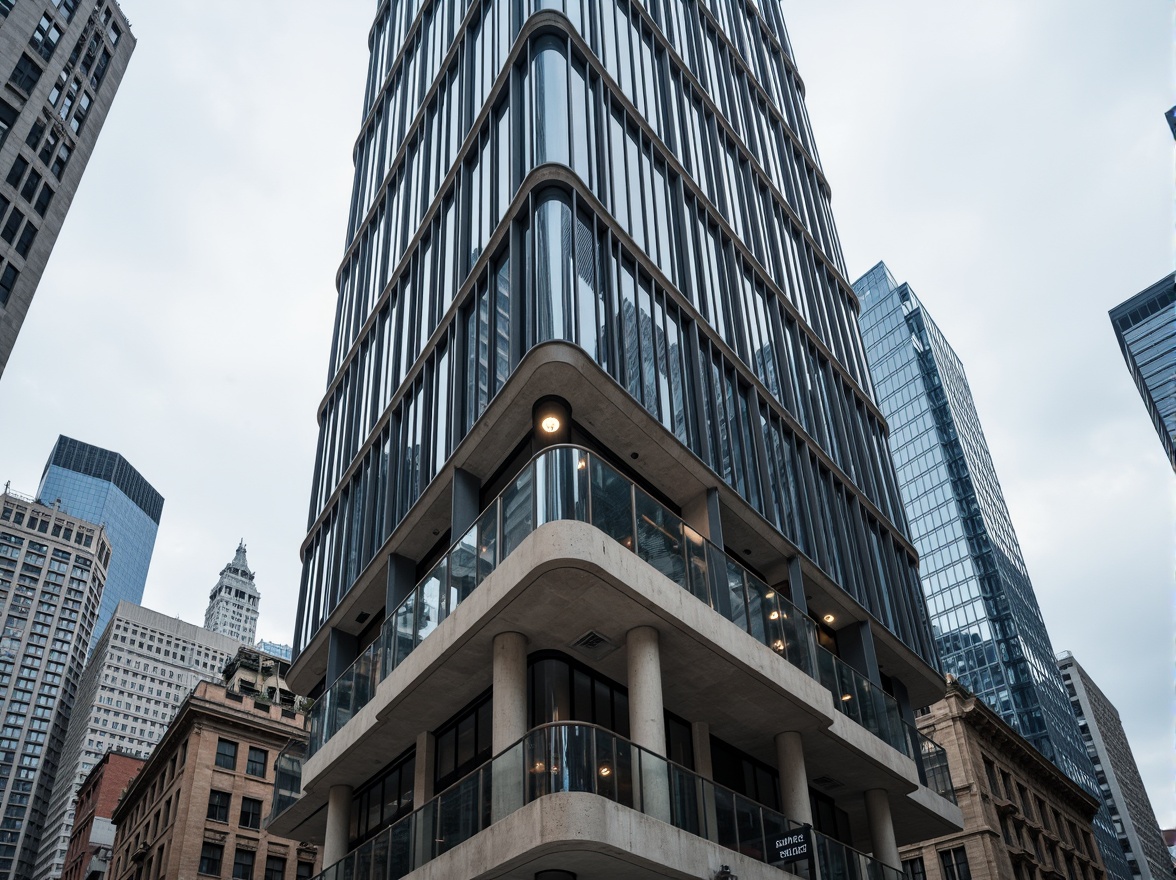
[297,446,952,792]
[309,721,911,880]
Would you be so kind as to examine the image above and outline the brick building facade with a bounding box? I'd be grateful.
[107,680,318,880]
[900,679,1108,880]
[61,751,144,880]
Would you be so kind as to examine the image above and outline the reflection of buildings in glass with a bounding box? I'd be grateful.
[37,435,163,654]
[1108,274,1175,471]
[271,6,963,880]
[856,262,1132,880]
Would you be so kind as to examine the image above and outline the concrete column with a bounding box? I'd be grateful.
[693,721,720,842]
[690,722,713,780]
[386,553,417,614]
[323,784,353,868]
[837,620,881,686]
[492,632,528,751]
[326,629,358,688]
[864,788,901,870]
[627,626,669,823]
[681,488,724,546]
[626,627,666,755]
[413,731,436,807]
[787,557,808,615]
[775,731,813,825]
[452,468,481,539]
[491,632,528,821]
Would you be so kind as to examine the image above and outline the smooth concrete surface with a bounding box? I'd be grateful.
[776,732,813,826]
[626,626,666,756]
[278,522,958,850]
[401,792,801,880]
[323,784,353,867]
[493,632,529,751]
[865,788,901,869]
[414,731,436,807]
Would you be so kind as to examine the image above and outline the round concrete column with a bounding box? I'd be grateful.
[775,731,813,825]
[864,788,901,869]
[322,784,354,868]
[626,626,666,755]
[493,632,528,751]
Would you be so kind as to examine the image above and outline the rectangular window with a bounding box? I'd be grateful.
[8,54,42,94]
[6,157,28,188]
[198,843,223,876]
[214,738,237,770]
[0,100,16,150]
[14,222,35,258]
[263,857,286,880]
[49,143,70,180]
[239,796,262,830]
[19,170,41,202]
[940,847,972,880]
[232,848,255,880]
[29,16,61,62]
[1,210,23,245]
[0,265,17,307]
[903,857,927,880]
[245,747,267,777]
[206,789,230,822]
[296,863,314,880]
[34,183,53,217]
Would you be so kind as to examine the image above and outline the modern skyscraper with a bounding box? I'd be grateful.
[1108,274,1175,470]
[1058,652,1172,880]
[34,600,243,880]
[37,435,163,653]
[0,1,134,376]
[855,262,1132,880]
[204,541,260,643]
[270,3,963,879]
[0,487,108,880]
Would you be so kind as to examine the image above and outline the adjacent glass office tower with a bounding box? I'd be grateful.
[855,262,1131,880]
[1108,274,1175,471]
[272,4,963,879]
[37,436,163,653]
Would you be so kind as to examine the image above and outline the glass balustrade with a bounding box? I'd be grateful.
[314,722,906,880]
[301,446,951,807]
[268,739,307,824]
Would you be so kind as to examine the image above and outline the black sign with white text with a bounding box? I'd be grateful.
[774,828,813,864]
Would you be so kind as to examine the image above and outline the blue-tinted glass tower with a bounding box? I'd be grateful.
[855,262,1132,880]
[37,436,163,652]
[1109,273,1175,471]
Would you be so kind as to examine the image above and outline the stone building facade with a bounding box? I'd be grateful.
[36,600,243,880]
[204,542,260,644]
[107,680,318,880]
[60,750,144,880]
[900,679,1108,880]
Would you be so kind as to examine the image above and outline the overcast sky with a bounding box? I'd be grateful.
[0,0,1170,828]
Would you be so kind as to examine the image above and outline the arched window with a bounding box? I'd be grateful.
[533,36,569,167]
[533,190,574,343]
